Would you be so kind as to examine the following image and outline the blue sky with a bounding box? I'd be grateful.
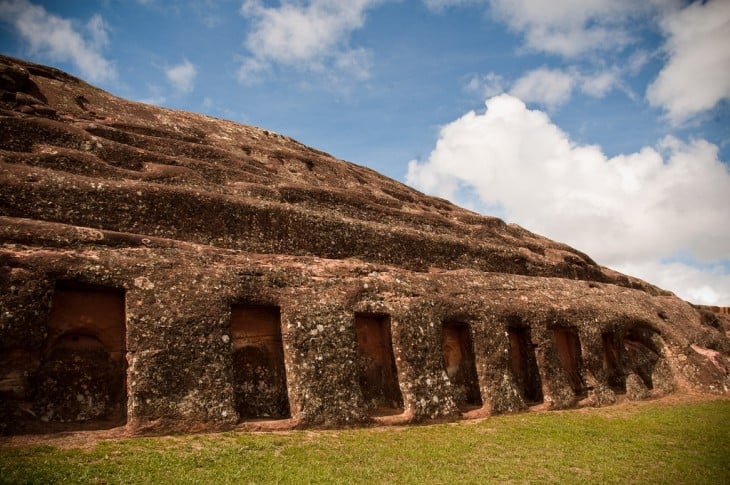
[1,0,729,305]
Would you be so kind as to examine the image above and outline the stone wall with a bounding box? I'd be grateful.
[1,219,728,435]
[1,55,728,436]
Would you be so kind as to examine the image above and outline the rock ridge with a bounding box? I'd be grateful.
[0,55,727,436]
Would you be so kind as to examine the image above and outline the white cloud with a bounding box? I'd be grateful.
[626,49,650,75]
[481,0,684,59]
[423,0,482,11]
[237,0,379,83]
[236,56,269,84]
[579,68,622,98]
[510,68,575,109]
[647,0,730,124]
[615,260,730,308]
[85,13,109,48]
[466,71,505,99]
[488,0,637,57]
[165,59,197,94]
[406,94,730,305]
[472,67,622,110]
[0,0,115,82]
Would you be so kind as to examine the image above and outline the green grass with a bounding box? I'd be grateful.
[2,399,729,484]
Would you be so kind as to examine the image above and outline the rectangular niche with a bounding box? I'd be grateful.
[31,281,127,430]
[623,327,661,390]
[230,304,290,420]
[553,327,585,396]
[507,326,543,404]
[354,313,403,415]
[442,321,482,410]
[601,332,626,392]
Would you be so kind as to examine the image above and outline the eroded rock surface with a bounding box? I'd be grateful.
[1,55,728,436]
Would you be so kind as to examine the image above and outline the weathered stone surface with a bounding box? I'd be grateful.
[0,55,728,436]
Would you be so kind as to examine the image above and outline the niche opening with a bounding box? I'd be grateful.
[623,328,660,390]
[30,282,127,430]
[553,327,585,395]
[507,326,543,403]
[442,322,482,409]
[230,304,290,420]
[354,313,403,415]
[601,332,626,392]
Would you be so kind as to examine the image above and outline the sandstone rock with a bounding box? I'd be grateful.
[0,54,728,436]
[15,92,43,106]
[0,63,29,92]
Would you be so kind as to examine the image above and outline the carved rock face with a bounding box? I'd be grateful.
[0,54,728,436]
[230,305,289,419]
[30,341,124,423]
[354,314,403,413]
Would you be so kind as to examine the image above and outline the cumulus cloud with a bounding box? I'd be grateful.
[165,59,197,94]
[237,0,379,83]
[406,94,730,305]
[0,0,115,82]
[647,0,730,124]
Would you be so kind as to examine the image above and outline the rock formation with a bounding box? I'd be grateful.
[0,55,728,436]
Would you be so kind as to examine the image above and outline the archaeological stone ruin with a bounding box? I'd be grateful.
[0,55,728,436]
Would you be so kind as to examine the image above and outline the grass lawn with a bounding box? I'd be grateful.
[1,397,728,484]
